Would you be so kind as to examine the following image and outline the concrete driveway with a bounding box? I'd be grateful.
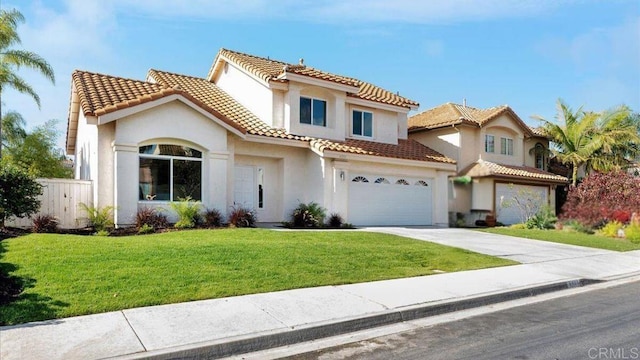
[363,227,640,280]
[363,227,609,263]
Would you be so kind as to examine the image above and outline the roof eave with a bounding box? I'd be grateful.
[319,149,457,170]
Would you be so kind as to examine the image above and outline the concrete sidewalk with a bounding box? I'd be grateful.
[2,229,640,360]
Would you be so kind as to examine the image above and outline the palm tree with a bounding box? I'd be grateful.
[1,110,26,147]
[0,9,55,158]
[534,100,640,186]
[586,106,639,173]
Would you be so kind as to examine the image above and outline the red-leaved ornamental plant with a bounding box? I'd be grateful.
[561,171,640,227]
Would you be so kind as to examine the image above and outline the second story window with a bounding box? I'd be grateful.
[300,97,326,127]
[534,143,545,170]
[500,137,514,156]
[485,134,495,153]
[352,110,373,137]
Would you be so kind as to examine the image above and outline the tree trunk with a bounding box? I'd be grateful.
[572,162,578,187]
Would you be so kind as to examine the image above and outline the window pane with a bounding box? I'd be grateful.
[139,158,170,201]
[312,99,326,126]
[500,138,507,155]
[300,97,311,124]
[139,144,201,158]
[353,110,362,135]
[485,135,494,153]
[172,160,202,201]
[363,112,373,137]
[508,139,513,155]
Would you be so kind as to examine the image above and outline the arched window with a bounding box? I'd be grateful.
[352,176,369,183]
[415,180,429,187]
[396,179,409,185]
[374,177,390,184]
[534,143,545,170]
[139,144,203,201]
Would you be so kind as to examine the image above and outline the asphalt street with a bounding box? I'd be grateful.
[287,280,640,360]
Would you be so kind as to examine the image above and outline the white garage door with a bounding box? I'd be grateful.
[495,183,548,225]
[348,175,432,226]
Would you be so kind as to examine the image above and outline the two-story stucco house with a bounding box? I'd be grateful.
[66,49,456,227]
[408,102,568,225]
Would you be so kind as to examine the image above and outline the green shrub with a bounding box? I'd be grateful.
[79,203,115,232]
[525,206,557,230]
[137,224,155,235]
[203,208,224,228]
[625,223,640,244]
[32,214,58,233]
[327,213,344,228]
[135,207,168,231]
[95,230,110,237]
[597,221,623,238]
[291,202,326,228]
[341,223,355,229]
[228,206,256,228]
[169,197,202,229]
[0,165,42,227]
[510,223,526,229]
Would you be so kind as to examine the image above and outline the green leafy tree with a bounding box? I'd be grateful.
[0,9,55,158]
[0,164,42,228]
[534,100,640,186]
[0,118,72,178]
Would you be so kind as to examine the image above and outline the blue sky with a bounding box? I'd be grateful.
[3,0,639,150]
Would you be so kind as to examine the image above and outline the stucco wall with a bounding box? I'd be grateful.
[233,138,309,222]
[215,62,274,127]
[410,128,460,162]
[110,99,230,226]
[480,115,526,166]
[472,178,494,211]
[346,103,399,145]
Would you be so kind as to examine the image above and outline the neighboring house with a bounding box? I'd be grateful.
[66,48,456,227]
[408,102,568,225]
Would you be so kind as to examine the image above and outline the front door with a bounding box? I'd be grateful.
[234,165,256,209]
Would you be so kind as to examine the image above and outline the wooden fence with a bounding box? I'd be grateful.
[6,178,93,229]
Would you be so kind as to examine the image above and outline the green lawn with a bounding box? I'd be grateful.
[480,228,640,252]
[0,229,515,325]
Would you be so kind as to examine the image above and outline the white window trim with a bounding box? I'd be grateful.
[139,153,203,202]
[351,108,374,139]
[300,96,328,127]
[500,137,514,156]
[485,134,495,153]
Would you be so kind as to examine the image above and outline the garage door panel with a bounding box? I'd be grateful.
[495,183,548,225]
[348,175,432,226]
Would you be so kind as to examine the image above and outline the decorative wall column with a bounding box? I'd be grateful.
[113,143,138,227]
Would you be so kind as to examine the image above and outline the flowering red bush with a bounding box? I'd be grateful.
[561,171,640,226]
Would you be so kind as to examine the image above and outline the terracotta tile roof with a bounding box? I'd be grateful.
[68,69,451,165]
[71,70,181,117]
[530,126,548,138]
[409,103,533,136]
[213,48,419,109]
[147,69,307,140]
[310,138,456,164]
[460,159,568,183]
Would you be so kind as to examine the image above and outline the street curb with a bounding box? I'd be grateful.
[116,278,602,360]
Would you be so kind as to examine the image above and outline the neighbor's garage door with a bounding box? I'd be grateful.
[348,174,432,226]
[495,183,548,225]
